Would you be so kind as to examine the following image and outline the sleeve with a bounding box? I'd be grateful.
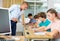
[9,5,17,12]
[50,21,60,33]
[20,10,25,15]
[12,7,19,18]
[9,5,19,18]
[45,21,51,27]
[54,22,60,32]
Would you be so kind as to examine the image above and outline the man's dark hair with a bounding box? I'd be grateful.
[38,12,46,19]
[28,13,32,17]
[34,15,39,19]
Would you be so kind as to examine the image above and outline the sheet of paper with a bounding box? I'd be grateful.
[11,36,20,40]
[34,32,46,35]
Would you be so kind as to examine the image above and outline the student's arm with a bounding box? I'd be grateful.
[34,23,39,28]
[46,23,60,37]
[34,26,46,32]
[44,23,51,31]
[46,29,59,37]
[37,26,45,30]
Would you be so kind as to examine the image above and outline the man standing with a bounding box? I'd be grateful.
[9,2,28,36]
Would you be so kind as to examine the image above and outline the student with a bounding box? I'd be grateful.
[34,15,40,25]
[28,13,33,19]
[9,2,28,36]
[38,12,51,32]
[28,15,38,28]
[44,8,60,41]
[28,13,34,23]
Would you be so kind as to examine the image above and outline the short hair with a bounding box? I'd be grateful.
[38,12,46,19]
[47,8,58,17]
[28,13,32,17]
[22,1,28,6]
[34,15,39,19]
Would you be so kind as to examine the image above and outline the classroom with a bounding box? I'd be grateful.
[0,0,60,41]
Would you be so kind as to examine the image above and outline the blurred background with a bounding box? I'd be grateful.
[0,0,60,16]
[0,0,60,35]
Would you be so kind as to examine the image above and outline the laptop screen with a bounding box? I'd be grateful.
[0,8,10,33]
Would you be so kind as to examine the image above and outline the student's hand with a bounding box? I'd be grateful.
[28,25,34,29]
[34,30,37,32]
[34,28,44,32]
[37,27,47,32]
[37,27,45,30]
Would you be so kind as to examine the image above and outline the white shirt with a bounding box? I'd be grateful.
[9,4,24,21]
[47,20,60,38]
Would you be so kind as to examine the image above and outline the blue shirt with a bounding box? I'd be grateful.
[9,4,24,20]
[29,19,36,23]
[39,19,51,32]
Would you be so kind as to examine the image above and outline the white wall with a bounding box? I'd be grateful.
[48,0,54,9]
[0,0,2,7]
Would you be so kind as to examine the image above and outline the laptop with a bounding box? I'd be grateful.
[0,8,11,35]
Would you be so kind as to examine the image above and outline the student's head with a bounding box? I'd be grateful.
[47,8,58,21]
[20,2,28,10]
[38,12,46,21]
[28,13,33,19]
[34,15,39,21]
[34,15,40,25]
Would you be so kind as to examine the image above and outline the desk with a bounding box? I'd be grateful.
[0,36,25,41]
[25,29,53,41]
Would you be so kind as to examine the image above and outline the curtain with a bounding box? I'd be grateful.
[2,0,24,8]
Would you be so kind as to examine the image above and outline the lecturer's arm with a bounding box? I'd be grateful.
[11,18,18,22]
[21,14,25,25]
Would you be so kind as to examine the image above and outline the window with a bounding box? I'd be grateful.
[54,0,60,13]
[24,0,48,17]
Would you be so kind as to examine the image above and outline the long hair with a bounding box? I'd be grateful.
[47,8,60,19]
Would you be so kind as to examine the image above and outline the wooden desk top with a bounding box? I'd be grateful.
[25,29,53,39]
[0,36,25,41]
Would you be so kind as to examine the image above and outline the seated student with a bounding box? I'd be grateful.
[43,8,60,41]
[28,14,41,29]
[28,13,34,23]
[28,13,37,28]
[37,12,51,32]
[34,15,40,24]
[28,13,33,19]
[28,19,36,29]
